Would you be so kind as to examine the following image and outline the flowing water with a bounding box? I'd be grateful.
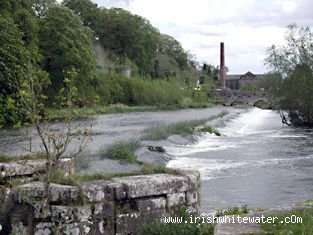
[166,108,313,212]
[1,107,312,212]
[0,106,237,156]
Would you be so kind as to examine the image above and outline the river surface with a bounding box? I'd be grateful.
[166,108,313,212]
[0,106,238,156]
[1,107,312,212]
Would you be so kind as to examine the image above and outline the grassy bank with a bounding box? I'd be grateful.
[44,102,214,121]
[259,207,313,234]
[44,105,159,120]
[0,152,46,163]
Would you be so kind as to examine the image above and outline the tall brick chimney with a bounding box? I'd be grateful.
[220,42,226,89]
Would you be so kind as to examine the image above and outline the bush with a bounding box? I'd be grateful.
[93,73,200,107]
[75,151,95,171]
[141,119,208,141]
[200,126,221,136]
[98,139,140,163]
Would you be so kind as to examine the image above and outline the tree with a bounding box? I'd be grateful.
[0,0,24,15]
[265,24,313,126]
[63,0,100,29]
[13,8,38,49]
[39,6,96,102]
[153,54,179,78]
[97,8,160,75]
[29,0,56,18]
[0,16,30,126]
[158,34,188,70]
[17,65,92,224]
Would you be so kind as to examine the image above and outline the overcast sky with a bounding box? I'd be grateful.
[65,0,313,74]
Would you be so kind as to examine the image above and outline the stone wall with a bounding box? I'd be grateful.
[214,89,269,106]
[0,159,200,235]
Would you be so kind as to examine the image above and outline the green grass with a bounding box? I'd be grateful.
[98,139,141,163]
[0,153,12,163]
[215,205,249,217]
[0,153,46,163]
[44,101,217,122]
[139,208,215,235]
[304,199,313,203]
[199,126,221,136]
[66,163,178,182]
[141,119,208,141]
[75,150,96,171]
[44,104,159,121]
[259,208,313,235]
[141,112,227,141]
[47,169,79,185]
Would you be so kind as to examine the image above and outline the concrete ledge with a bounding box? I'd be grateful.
[0,158,74,177]
[112,173,192,198]
[4,171,200,235]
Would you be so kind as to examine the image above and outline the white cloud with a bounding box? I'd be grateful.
[88,0,313,73]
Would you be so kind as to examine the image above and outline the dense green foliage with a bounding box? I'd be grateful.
[0,16,29,125]
[265,24,313,126]
[39,6,96,98]
[0,0,214,127]
[94,73,192,106]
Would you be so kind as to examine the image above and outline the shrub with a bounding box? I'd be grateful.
[75,151,95,171]
[199,126,221,136]
[94,73,194,107]
[141,119,208,141]
[98,139,140,163]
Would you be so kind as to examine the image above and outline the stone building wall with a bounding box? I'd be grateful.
[0,159,200,235]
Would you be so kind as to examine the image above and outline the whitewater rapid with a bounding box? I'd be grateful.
[165,108,313,211]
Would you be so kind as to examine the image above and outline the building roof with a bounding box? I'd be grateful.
[226,75,241,80]
[226,71,265,80]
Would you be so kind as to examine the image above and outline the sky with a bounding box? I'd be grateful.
[61,0,313,74]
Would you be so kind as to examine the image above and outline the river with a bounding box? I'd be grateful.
[0,106,238,156]
[166,108,313,213]
[1,107,312,212]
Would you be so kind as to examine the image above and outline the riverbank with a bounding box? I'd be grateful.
[214,200,313,235]
[44,102,214,121]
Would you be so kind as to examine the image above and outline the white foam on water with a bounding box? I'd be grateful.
[219,108,275,137]
[164,108,312,180]
[265,130,307,138]
[164,108,275,156]
[167,158,247,180]
[251,155,313,167]
[164,141,236,156]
